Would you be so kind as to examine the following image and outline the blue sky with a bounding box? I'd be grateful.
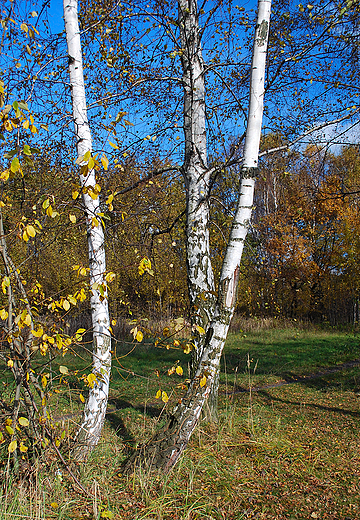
[48,0,65,34]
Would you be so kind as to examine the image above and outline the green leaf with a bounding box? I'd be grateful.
[23,145,32,156]
[4,149,17,159]
[18,101,29,111]
[10,157,20,173]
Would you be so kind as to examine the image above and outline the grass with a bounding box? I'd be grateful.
[1,324,360,519]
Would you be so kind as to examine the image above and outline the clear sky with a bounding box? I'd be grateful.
[48,0,65,34]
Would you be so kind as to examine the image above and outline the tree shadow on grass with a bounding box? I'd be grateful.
[106,397,162,452]
[257,389,360,418]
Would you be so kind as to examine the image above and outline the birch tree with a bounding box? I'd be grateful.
[64,0,111,461]
[123,0,272,474]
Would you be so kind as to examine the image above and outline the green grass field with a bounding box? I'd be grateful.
[1,325,360,519]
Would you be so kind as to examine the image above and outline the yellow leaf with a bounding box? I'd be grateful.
[26,225,36,237]
[111,319,117,326]
[87,373,97,388]
[69,214,76,223]
[136,330,143,342]
[2,276,10,294]
[200,375,207,388]
[20,22,28,32]
[83,150,91,162]
[41,375,47,388]
[183,343,192,354]
[109,141,119,149]
[63,299,70,311]
[176,366,183,376]
[88,157,95,170]
[161,391,169,403]
[0,170,9,181]
[89,189,99,200]
[32,327,43,338]
[72,190,79,200]
[155,389,161,399]
[59,366,68,375]
[22,229,29,242]
[79,393,85,403]
[7,359,13,368]
[195,325,205,335]
[105,272,116,282]
[101,155,109,170]
[6,425,14,435]
[91,217,99,228]
[50,502,59,510]
[0,308,9,320]
[19,442,28,453]
[23,119,29,129]
[24,314,31,326]
[18,417,29,427]
[8,440,17,453]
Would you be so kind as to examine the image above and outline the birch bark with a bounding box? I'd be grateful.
[64,0,111,461]
[123,0,272,473]
[178,0,218,418]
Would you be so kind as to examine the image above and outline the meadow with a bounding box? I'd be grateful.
[1,322,360,519]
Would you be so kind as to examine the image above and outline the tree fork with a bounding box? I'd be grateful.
[123,0,271,474]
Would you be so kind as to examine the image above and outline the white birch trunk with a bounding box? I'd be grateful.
[178,0,218,417]
[179,0,216,333]
[123,0,272,473]
[64,0,111,461]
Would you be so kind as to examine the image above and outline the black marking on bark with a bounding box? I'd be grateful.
[256,20,269,45]
[241,166,258,179]
[204,326,214,346]
[220,277,230,309]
